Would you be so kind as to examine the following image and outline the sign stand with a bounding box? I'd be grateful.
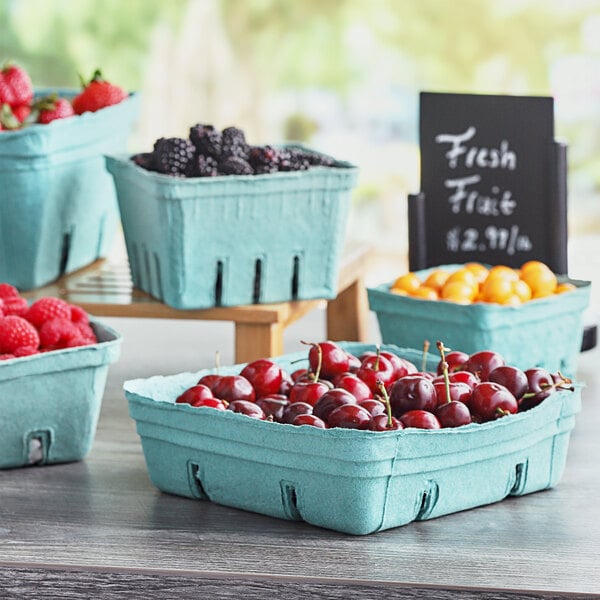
[408,91,595,351]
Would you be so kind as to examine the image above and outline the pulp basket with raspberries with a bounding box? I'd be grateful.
[106,124,358,309]
[0,284,121,469]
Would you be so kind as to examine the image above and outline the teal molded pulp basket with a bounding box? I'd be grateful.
[124,342,580,535]
[0,90,140,290]
[105,150,358,309]
[0,320,121,469]
[368,265,591,376]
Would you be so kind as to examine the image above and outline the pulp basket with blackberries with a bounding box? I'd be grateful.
[106,124,358,310]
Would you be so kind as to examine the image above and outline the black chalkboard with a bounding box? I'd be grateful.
[408,91,568,275]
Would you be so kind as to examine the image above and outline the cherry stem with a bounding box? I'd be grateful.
[215,350,220,374]
[376,379,393,429]
[374,344,381,371]
[422,340,430,373]
[301,340,322,381]
[436,340,451,404]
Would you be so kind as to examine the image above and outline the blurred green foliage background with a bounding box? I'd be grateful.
[2,0,600,262]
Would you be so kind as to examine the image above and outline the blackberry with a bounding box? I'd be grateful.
[131,152,157,172]
[220,126,249,160]
[248,145,279,174]
[185,154,219,178]
[153,137,195,176]
[189,123,222,158]
[301,149,335,167]
[219,156,254,176]
[277,147,310,172]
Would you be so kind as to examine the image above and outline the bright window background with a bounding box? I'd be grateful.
[2,0,600,284]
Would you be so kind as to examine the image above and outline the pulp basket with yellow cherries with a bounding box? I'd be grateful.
[367,262,591,376]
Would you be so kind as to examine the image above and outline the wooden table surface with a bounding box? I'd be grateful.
[1,314,599,599]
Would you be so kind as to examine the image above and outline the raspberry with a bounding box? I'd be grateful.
[70,304,90,324]
[38,317,81,350]
[0,316,40,354]
[2,296,28,317]
[0,283,19,298]
[25,297,72,329]
[0,354,16,361]
[14,345,40,357]
[75,320,98,344]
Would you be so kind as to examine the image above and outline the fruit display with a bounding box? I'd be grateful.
[0,284,97,360]
[368,264,591,375]
[125,340,581,535]
[0,62,128,130]
[0,314,121,469]
[105,146,357,309]
[173,340,574,430]
[0,63,140,291]
[131,123,336,178]
[390,260,574,305]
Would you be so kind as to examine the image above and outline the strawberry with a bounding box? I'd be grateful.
[0,316,40,354]
[71,69,127,115]
[33,94,75,124]
[0,103,21,130]
[12,103,31,123]
[0,62,34,108]
[25,296,72,329]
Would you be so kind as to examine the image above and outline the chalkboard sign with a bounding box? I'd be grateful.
[408,92,568,274]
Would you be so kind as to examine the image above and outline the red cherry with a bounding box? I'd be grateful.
[291,368,309,382]
[281,401,313,424]
[292,413,328,428]
[346,352,362,372]
[435,400,472,427]
[307,341,350,381]
[388,375,437,416]
[433,380,472,407]
[359,398,386,417]
[197,373,221,391]
[469,382,518,423]
[369,413,404,431]
[288,379,331,407]
[335,373,373,402]
[524,367,554,393]
[227,399,265,419]
[212,375,256,403]
[313,388,357,421]
[255,394,289,421]
[327,404,372,429]
[437,350,469,375]
[279,369,294,395]
[175,384,214,406]
[434,370,480,390]
[356,353,395,393]
[464,350,505,381]
[399,410,441,429]
[240,358,283,398]
[380,351,417,380]
[489,365,528,400]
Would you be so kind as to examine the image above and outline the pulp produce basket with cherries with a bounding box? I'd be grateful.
[367,261,591,376]
[0,62,140,290]
[125,338,580,535]
[0,284,121,468]
[105,124,358,309]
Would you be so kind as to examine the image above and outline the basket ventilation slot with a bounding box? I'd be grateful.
[215,261,224,306]
[59,230,72,276]
[291,255,300,300]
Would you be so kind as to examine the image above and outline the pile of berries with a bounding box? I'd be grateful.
[0,61,127,131]
[174,340,574,431]
[391,260,575,305]
[131,123,336,178]
[0,284,97,360]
